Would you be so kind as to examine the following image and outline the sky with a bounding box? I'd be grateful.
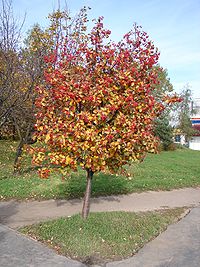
[12,0,200,98]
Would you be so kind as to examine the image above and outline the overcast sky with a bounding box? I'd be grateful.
[13,0,200,98]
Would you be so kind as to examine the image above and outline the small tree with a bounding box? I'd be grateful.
[153,66,174,99]
[153,67,174,150]
[173,85,196,142]
[154,112,173,150]
[33,16,179,219]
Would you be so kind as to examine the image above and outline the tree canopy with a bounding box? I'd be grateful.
[31,13,180,218]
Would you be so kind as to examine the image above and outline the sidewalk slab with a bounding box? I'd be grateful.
[0,224,86,267]
[0,187,200,229]
[106,206,200,267]
[1,207,200,267]
[0,189,200,267]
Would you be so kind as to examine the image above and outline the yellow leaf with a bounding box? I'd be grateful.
[61,136,66,146]
[65,156,71,165]
[45,133,50,143]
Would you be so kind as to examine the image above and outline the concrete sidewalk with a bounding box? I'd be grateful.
[0,207,200,267]
[107,206,200,267]
[0,187,200,229]
[0,224,86,267]
[0,188,200,267]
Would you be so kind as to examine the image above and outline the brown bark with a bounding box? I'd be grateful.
[13,121,32,174]
[82,169,93,219]
[13,139,24,174]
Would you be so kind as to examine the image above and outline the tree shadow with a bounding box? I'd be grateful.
[20,166,40,174]
[55,171,131,206]
[0,201,20,245]
[0,201,18,247]
[0,201,19,226]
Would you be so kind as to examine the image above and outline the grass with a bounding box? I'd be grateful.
[20,208,186,265]
[0,140,200,201]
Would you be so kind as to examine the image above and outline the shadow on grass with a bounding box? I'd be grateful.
[0,162,134,203]
[19,165,40,175]
[55,171,131,203]
[52,172,131,212]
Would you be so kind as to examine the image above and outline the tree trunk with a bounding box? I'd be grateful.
[13,120,33,174]
[14,139,24,174]
[82,169,93,219]
[12,124,17,141]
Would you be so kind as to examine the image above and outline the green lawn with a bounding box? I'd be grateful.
[0,140,200,200]
[20,208,185,265]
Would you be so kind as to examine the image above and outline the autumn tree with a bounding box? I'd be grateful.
[0,0,31,168]
[0,0,24,127]
[0,0,40,172]
[33,16,179,219]
[8,6,90,172]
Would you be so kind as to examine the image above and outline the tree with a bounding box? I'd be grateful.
[174,85,196,142]
[153,65,173,99]
[0,0,34,170]
[0,0,25,125]
[32,16,179,219]
[152,66,174,150]
[0,1,88,172]
[0,0,41,172]
[154,112,173,150]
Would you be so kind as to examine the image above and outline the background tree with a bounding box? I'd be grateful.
[0,0,40,172]
[32,16,179,219]
[0,1,86,171]
[173,84,196,142]
[0,0,33,171]
[153,112,173,150]
[153,65,173,99]
[0,0,24,128]
[153,66,174,150]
